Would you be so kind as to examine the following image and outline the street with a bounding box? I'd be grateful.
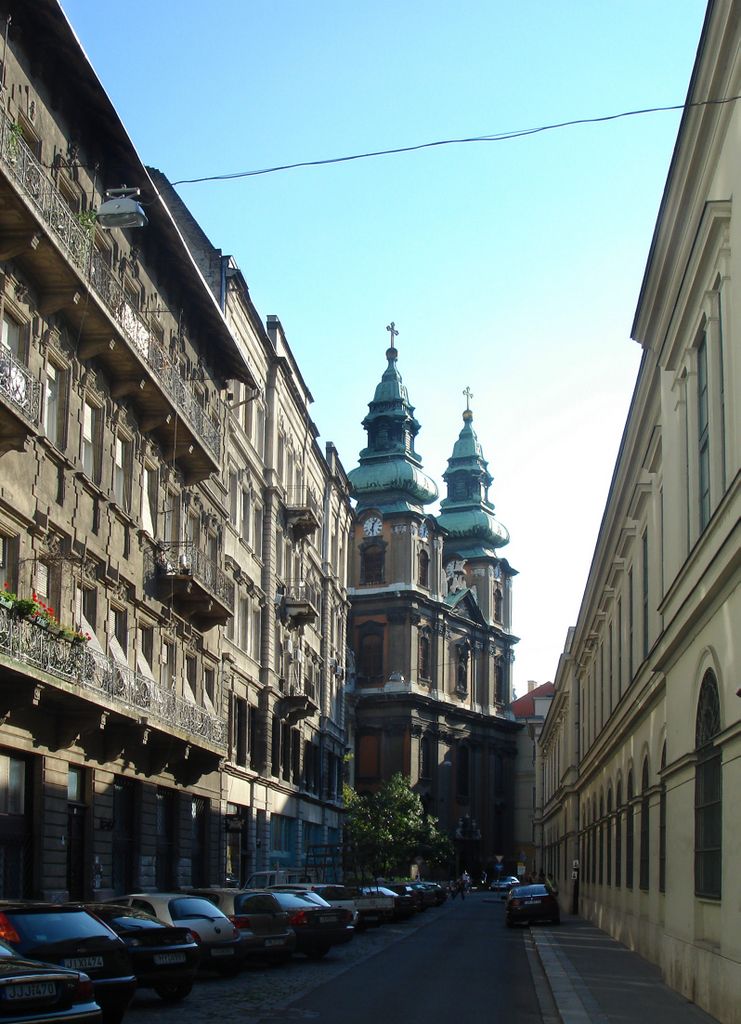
[125,892,552,1024]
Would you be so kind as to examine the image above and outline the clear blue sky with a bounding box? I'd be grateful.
[62,0,708,694]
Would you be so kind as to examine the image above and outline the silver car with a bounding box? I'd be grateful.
[106,894,244,976]
[187,889,295,962]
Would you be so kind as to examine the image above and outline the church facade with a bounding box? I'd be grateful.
[346,335,521,879]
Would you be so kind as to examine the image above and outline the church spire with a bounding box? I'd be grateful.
[435,397,509,556]
[347,325,438,514]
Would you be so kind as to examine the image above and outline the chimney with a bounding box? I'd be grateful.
[527,679,537,692]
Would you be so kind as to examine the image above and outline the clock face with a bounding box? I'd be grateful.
[363,516,382,537]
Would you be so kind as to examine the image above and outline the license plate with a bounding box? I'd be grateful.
[62,956,103,970]
[525,898,542,904]
[210,947,234,957]
[322,915,340,924]
[4,981,56,1001]
[153,952,186,965]
[264,939,284,948]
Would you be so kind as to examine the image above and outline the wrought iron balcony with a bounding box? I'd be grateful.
[0,109,220,481]
[0,347,41,453]
[283,486,321,540]
[156,540,235,630]
[0,605,226,749]
[278,580,319,630]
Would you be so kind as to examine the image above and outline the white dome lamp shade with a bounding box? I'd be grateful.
[96,186,148,229]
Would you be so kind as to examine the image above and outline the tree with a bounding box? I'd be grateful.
[344,773,453,879]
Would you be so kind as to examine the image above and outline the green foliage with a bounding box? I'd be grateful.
[344,773,453,879]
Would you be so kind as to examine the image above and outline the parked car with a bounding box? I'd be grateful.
[414,882,447,906]
[359,885,415,921]
[490,875,520,895]
[82,905,199,1002]
[187,890,295,963]
[505,884,560,927]
[106,895,244,975]
[268,888,362,929]
[268,891,353,960]
[0,937,101,1024]
[385,883,426,913]
[0,902,136,1024]
[402,882,438,909]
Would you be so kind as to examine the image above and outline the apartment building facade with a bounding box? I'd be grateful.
[0,0,352,899]
[537,3,740,1020]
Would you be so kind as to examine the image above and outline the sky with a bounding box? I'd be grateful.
[61,0,708,696]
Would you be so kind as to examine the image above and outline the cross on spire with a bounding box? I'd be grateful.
[463,386,474,411]
[386,321,399,350]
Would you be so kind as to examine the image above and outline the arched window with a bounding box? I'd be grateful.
[599,796,604,885]
[419,735,431,780]
[456,745,470,797]
[606,788,613,886]
[626,771,634,889]
[695,670,721,899]
[494,588,503,621]
[615,781,623,888]
[417,550,429,588]
[639,758,650,891]
[358,633,383,683]
[361,544,384,585]
[659,744,667,893]
[418,634,431,680]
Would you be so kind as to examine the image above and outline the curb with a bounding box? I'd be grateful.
[530,927,609,1024]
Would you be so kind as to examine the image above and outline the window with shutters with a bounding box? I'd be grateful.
[141,465,158,536]
[81,399,102,484]
[44,361,68,449]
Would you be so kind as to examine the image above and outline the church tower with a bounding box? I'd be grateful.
[346,330,520,880]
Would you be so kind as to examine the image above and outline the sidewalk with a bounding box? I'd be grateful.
[530,916,719,1024]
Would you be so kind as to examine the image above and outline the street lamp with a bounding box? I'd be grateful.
[96,186,148,229]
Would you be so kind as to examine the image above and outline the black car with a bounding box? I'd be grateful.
[385,883,426,913]
[0,938,101,1024]
[83,905,199,1003]
[359,885,415,921]
[505,884,560,927]
[269,891,354,960]
[0,903,136,1024]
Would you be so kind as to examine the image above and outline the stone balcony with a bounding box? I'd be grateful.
[0,604,227,765]
[0,109,220,483]
[283,486,321,541]
[278,580,319,630]
[155,541,235,630]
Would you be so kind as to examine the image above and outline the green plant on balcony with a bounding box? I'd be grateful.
[76,209,97,235]
[7,120,23,157]
[0,583,89,644]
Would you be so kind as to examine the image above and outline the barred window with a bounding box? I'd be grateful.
[695,671,721,899]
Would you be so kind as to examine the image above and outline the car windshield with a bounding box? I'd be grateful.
[234,894,279,914]
[4,909,115,943]
[168,897,225,919]
[271,892,328,910]
[0,939,17,958]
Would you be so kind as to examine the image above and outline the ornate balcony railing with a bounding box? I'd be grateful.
[156,541,235,609]
[0,605,227,748]
[0,109,220,462]
[284,486,322,519]
[0,348,41,424]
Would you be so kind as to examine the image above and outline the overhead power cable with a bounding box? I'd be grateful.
[171,95,741,187]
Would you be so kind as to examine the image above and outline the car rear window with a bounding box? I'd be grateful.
[235,894,279,914]
[271,892,322,910]
[5,909,114,943]
[314,887,352,900]
[168,897,226,919]
[101,913,164,930]
[512,884,549,896]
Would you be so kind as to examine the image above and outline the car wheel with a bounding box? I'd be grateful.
[154,981,194,1002]
[306,947,329,960]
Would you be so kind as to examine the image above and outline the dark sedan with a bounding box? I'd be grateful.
[505,884,560,927]
[269,891,353,960]
[359,885,415,921]
[0,938,101,1024]
[83,905,199,1002]
[0,904,136,1024]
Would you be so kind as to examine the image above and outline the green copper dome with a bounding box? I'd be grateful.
[436,408,509,556]
[348,343,438,513]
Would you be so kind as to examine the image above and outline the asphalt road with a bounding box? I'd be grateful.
[125,892,551,1024]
